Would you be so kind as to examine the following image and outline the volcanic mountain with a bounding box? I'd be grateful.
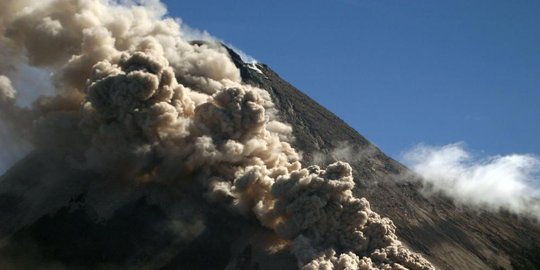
[224,48,540,270]
[0,45,538,270]
[0,1,539,269]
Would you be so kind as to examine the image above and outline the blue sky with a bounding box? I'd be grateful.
[163,0,540,159]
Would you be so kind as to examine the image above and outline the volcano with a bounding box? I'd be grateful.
[0,46,538,270]
[0,1,539,269]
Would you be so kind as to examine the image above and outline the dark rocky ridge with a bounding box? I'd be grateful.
[225,47,540,270]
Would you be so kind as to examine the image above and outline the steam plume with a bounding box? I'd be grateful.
[0,0,434,268]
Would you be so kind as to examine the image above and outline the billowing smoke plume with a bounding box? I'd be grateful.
[0,0,434,268]
[402,143,540,220]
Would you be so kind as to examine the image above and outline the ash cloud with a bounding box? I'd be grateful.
[0,0,434,269]
[402,143,540,220]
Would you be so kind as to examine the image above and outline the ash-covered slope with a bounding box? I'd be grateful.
[225,48,540,270]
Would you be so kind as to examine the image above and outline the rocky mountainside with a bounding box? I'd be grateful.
[0,46,538,270]
[225,48,540,270]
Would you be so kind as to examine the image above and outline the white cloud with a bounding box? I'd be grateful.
[401,142,540,219]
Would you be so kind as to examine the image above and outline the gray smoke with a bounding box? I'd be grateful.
[0,0,434,269]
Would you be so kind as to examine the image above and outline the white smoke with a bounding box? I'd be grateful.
[312,141,377,166]
[402,142,540,219]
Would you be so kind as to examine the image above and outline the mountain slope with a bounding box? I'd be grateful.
[226,48,540,270]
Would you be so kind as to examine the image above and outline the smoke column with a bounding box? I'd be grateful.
[0,0,434,269]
